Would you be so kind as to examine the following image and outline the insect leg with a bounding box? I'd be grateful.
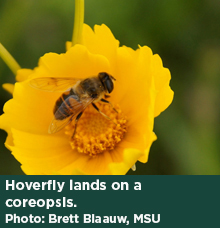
[72,111,83,139]
[92,103,117,125]
[104,94,110,99]
[101,98,118,113]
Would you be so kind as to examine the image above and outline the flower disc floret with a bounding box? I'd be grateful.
[65,103,127,156]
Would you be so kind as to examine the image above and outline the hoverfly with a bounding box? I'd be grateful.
[29,72,116,138]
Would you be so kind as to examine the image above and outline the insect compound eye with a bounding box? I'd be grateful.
[104,79,114,93]
[98,72,114,94]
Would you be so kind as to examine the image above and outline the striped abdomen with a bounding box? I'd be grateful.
[53,89,81,120]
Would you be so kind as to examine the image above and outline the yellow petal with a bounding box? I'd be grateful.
[35,44,110,79]
[56,147,141,175]
[0,116,14,149]
[2,82,56,134]
[112,46,154,114]
[57,133,149,175]
[152,54,174,117]
[67,24,119,74]
[109,148,144,175]
[16,68,33,82]
[10,128,83,174]
[138,132,157,163]
[112,46,156,136]
[81,24,119,73]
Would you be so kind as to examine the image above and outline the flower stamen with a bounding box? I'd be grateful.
[65,103,127,156]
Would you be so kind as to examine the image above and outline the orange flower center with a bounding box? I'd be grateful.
[65,103,127,156]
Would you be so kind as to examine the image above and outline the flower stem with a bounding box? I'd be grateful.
[72,0,84,46]
[0,43,21,75]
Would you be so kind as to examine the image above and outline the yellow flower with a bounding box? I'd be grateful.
[0,23,173,175]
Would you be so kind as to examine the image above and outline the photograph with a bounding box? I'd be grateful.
[0,0,219,175]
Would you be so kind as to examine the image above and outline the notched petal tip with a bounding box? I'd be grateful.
[16,68,33,82]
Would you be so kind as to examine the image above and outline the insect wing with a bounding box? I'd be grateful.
[48,115,73,134]
[48,95,94,134]
[29,77,81,92]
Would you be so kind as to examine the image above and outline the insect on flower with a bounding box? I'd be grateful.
[29,72,117,138]
[0,0,174,175]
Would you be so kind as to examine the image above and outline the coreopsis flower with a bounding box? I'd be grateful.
[0,2,173,175]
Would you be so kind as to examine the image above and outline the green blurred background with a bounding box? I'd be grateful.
[0,0,220,175]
